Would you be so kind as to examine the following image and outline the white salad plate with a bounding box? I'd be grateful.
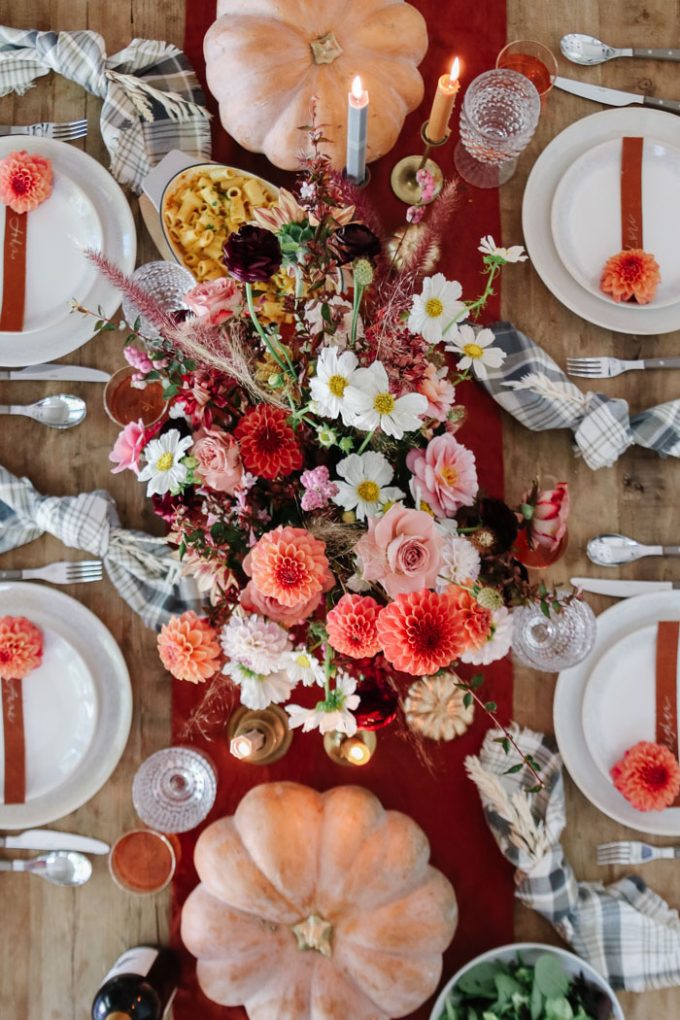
[0,583,132,829]
[0,137,136,366]
[555,590,680,836]
[523,108,680,335]
[551,137,680,309]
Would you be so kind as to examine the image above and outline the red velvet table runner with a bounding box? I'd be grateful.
[175,4,512,1017]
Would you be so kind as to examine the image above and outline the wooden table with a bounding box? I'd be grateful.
[0,1,678,1016]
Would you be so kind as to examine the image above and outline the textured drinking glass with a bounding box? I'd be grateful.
[496,40,558,106]
[121,261,195,339]
[512,599,597,671]
[454,69,541,188]
[132,747,217,833]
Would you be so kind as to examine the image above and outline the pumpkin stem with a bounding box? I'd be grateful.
[310,32,343,65]
[292,914,334,957]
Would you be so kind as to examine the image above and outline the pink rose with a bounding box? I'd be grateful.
[417,363,456,423]
[109,419,146,475]
[406,434,478,517]
[530,482,570,552]
[354,504,443,597]
[240,581,321,628]
[185,278,241,326]
[193,427,243,494]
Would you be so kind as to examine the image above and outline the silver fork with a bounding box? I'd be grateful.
[0,560,103,585]
[597,840,680,865]
[566,355,680,379]
[0,119,88,141]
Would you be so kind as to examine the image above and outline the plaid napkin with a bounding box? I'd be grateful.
[480,322,680,470]
[466,725,680,992]
[0,465,198,630]
[0,26,212,192]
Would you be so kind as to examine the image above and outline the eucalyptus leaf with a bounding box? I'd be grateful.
[545,997,574,1020]
[456,962,501,998]
[495,974,522,1003]
[534,956,570,999]
[530,978,544,1020]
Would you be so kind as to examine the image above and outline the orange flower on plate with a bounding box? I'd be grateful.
[244,525,334,608]
[0,616,43,680]
[611,740,680,812]
[157,611,222,684]
[600,249,661,304]
[0,150,53,214]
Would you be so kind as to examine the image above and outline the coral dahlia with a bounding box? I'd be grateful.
[600,249,660,305]
[377,589,466,676]
[611,740,680,812]
[326,594,382,658]
[244,526,333,608]
[157,611,222,684]
[0,150,53,214]
[446,585,493,650]
[234,405,303,480]
[0,616,43,679]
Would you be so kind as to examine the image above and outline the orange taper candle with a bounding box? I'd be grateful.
[426,57,460,143]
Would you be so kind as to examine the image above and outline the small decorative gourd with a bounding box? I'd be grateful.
[404,673,475,741]
[204,0,428,170]
[181,781,457,1019]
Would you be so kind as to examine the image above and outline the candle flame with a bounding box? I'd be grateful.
[450,57,460,81]
[351,75,364,100]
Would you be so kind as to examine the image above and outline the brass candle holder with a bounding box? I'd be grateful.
[227,704,293,765]
[390,121,449,205]
[323,728,377,766]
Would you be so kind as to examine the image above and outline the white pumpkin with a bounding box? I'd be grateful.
[181,782,458,1019]
[204,0,429,170]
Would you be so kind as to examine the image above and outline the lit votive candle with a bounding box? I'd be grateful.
[230,728,265,760]
[341,735,374,766]
[346,74,369,183]
[427,57,460,143]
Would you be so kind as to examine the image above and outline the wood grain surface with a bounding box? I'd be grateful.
[0,0,677,1017]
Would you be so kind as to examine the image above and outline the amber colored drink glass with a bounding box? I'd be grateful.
[103,366,167,428]
[109,829,176,895]
[496,40,558,106]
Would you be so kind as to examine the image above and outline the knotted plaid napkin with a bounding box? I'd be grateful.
[0,465,198,630]
[466,725,680,991]
[481,322,680,470]
[0,27,212,192]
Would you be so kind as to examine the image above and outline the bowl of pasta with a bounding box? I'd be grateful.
[160,163,279,283]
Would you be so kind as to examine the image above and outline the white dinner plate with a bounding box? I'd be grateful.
[0,583,132,828]
[551,137,680,309]
[0,138,136,366]
[556,590,680,835]
[523,108,680,335]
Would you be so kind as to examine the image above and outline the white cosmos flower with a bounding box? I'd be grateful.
[436,534,481,590]
[343,362,428,439]
[309,347,358,423]
[223,660,296,710]
[286,671,359,735]
[138,429,193,497]
[332,451,404,520]
[408,273,468,343]
[445,324,507,380]
[460,606,514,665]
[220,612,291,674]
[285,649,326,687]
[478,235,527,263]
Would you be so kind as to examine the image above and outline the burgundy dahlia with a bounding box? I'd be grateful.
[223,225,282,283]
[332,223,381,264]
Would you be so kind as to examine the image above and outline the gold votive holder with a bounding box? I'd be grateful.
[226,704,292,765]
[323,728,377,766]
[390,121,449,205]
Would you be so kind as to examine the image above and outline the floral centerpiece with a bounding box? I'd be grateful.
[85,120,570,776]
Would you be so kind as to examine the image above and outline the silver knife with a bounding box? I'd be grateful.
[571,577,680,597]
[0,829,110,855]
[555,76,680,115]
[0,364,111,383]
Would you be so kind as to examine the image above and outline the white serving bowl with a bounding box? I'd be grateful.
[429,942,624,1020]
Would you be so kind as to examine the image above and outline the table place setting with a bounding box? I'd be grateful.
[1,2,680,1020]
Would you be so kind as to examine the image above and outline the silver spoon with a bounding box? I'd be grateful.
[587,533,680,566]
[0,850,92,886]
[561,33,680,65]
[0,394,87,429]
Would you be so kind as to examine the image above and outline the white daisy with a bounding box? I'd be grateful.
[285,649,326,687]
[478,235,527,263]
[224,660,296,710]
[407,273,468,343]
[460,607,514,666]
[138,429,193,497]
[332,451,404,520]
[309,347,359,423]
[343,362,428,439]
[445,324,507,380]
[437,534,481,590]
[220,612,291,674]
[286,671,360,735]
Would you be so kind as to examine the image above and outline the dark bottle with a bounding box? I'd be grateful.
[91,946,178,1020]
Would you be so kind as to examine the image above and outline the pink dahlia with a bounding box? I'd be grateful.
[406,434,478,517]
[377,590,466,676]
[157,611,221,684]
[611,741,680,812]
[0,616,43,679]
[244,526,333,608]
[326,594,382,658]
[0,150,52,213]
[241,580,322,628]
[416,363,457,423]
[109,419,146,475]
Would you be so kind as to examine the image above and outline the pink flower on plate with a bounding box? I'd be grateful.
[529,482,570,552]
[0,150,52,213]
[416,362,456,422]
[406,434,478,517]
[184,278,242,326]
[354,504,443,598]
[193,426,243,494]
[123,345,154,375]
[240,580,322,628]
[300,465,338,512]
[109,419,146,475]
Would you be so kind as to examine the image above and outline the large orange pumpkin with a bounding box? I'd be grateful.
[204,0,429,171]
[181,782,458,1019]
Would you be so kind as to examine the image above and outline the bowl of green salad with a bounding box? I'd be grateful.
[430,942,624,1020]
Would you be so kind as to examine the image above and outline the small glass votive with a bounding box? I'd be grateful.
[512,598,597,672]
[323,729,377,766]
[109,829,176,896]
[496,39,558,107]
[103,365,167,427]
